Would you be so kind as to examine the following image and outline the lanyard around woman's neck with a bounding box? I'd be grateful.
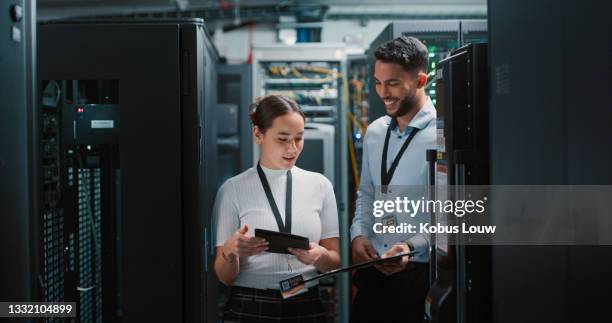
[256,162,292,233]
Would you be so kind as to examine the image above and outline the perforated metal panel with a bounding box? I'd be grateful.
[78,168,103,322]
[41,82,66,323]
[42,209,65,303]
[94,169,103,323]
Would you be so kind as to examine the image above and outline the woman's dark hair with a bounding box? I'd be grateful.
[249,95,305,133]
[374,36,429,74]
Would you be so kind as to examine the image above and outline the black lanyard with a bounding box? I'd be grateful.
[381,124,419,188]
[256,163,292,233]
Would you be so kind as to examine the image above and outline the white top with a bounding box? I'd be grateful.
[213,165,339,289]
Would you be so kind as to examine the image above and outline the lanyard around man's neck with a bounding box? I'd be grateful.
[381,123,419,189]
[256,163,292,233]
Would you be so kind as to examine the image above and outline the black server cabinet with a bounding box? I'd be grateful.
[427,43,490,323]
[38,19,217,322]
[0,0,37,308]
[488,1,612,323]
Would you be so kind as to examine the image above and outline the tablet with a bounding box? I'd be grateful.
[254,228,310,254]
[279,250,418,299]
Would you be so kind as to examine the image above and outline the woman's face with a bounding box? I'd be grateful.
[254,111,305,170]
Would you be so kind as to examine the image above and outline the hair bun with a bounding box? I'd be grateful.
[248,95,305,133]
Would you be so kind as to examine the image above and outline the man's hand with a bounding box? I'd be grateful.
[223,224,269,258]
[374,243,410,276]
[352,235,378,264]
[288,243,327,266]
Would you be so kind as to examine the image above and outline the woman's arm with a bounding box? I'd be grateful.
[214,224,269,286]
[315,237,341,272]
[213,180,241,286]
[214,246,239,286]
[288,237,340,272]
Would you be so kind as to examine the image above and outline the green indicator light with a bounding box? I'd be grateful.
[429,53,435,58]
[429,90,436,95]
[431,62,436,68]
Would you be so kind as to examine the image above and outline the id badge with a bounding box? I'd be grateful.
[279,255,308,299]
[279,274,308,299]
[382,214,397,226]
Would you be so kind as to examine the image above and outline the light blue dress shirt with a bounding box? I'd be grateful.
[350,97,437,263]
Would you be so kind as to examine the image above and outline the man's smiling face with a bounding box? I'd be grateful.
[374,60,420,118]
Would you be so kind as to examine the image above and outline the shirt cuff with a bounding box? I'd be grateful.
[320,231,340,240]
[405,234,428,256]
[349,224,369,242]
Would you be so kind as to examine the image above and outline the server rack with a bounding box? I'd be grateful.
[366,20,487,122]
[346,54,369,225]
[38,19,218,323]
[487,1,612,323]
[0,0,37,306]
[460,20,488,46]
[216,64,253,186]
[211,63,253,321]
[426,43,490,323]
[251,44,350,323]
[430,3,612,321]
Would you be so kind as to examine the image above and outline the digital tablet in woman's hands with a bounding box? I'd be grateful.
[254,229,310,254]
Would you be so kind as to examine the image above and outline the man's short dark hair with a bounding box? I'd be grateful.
[374,36,429,74]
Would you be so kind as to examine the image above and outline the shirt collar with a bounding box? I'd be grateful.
[386,96,436,133]
[260,164,292,177]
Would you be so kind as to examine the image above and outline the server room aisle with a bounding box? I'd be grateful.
[1,1,611,323]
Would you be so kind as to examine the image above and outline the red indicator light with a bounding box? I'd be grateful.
[77,107,84,113]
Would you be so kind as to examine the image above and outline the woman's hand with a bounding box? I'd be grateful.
[215,224,266,286]
[223,224,269,258]
[288,242,327,266]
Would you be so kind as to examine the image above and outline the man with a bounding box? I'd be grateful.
[350,36,436,323]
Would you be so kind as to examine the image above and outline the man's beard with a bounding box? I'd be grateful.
[385,90,418,118]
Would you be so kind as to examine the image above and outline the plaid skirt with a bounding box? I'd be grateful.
[223,285,326,323]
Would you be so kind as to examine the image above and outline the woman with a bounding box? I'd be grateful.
[213,95,341,323]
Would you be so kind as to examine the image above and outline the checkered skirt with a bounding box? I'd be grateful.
[223,286,326,323]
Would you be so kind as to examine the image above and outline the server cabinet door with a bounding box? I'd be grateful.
[0,0,36,306]
[39,23,184,322]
